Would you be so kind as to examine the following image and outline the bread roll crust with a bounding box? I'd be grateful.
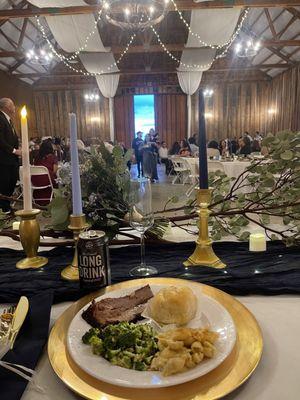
[149,286,197,325]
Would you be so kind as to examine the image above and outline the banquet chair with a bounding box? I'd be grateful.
[184,158,199,197]
[19,166,54,205]
[171,157,190,184]
[185,160,226,197]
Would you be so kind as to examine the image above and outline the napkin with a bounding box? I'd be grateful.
[0,290,53,400]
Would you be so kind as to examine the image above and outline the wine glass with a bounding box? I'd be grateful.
[129,178,158,277]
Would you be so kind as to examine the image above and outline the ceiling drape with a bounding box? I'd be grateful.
[28,0,119,141]
[177,8,241,138]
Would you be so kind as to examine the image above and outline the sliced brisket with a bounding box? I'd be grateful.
[82,285,153,328]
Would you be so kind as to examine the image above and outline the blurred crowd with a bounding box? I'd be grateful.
[131,129,267,181]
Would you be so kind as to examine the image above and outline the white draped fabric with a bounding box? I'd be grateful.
[177,71,203,138]
[28,0,118,141]
[81,53,119,142]
[177,49,215,138]
[29,0,108,53]
[46,14,108,53]
[80,52,119,74]
[178,48,216,72]
[186,9,241,48]
[178,9,240,137]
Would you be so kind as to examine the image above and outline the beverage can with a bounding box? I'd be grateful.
[77,230,110,289]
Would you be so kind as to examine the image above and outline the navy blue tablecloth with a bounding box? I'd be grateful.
[0,241,300,303]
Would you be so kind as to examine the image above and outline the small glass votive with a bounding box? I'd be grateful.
[249,233,267,252]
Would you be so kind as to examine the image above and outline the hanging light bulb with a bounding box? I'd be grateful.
[235,39,261,58]
[84,92,101,102]
[105,1,167,31]
[26,43,54,65]
[204,89,214,97]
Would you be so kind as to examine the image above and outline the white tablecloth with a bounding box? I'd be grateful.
[19,295,300,400]
[1,238,299,400]
[180,158,251,180]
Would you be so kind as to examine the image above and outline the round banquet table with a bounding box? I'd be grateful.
[220,160,251,180]
[21,295,300,400]
[178,158,251,181]
[1,237,299,400]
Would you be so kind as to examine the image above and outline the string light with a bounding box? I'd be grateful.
[33,3,249,76]
[149,23,213,70]
[36,9,103,62]
[43,33,136,77]
[169,0,249,50]
[148,7,249,70]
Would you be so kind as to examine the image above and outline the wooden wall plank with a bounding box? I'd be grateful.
[32,65,300,144]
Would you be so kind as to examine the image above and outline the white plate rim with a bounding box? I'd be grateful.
[67,283,236,388]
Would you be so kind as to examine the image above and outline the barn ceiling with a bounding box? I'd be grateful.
[0,1,299,86]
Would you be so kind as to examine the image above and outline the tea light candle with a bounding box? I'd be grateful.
[12,221,20,230]
[249,233,267,252]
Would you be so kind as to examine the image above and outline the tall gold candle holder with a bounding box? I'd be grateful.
[15,209,48,269]
[184,188,226,268]
[61,214,89,281]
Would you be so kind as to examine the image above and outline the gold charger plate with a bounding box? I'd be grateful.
[48,278,263,400]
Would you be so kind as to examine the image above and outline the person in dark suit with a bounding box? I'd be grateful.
[0,98,21,213]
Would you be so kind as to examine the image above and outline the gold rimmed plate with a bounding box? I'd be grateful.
[48,278,263,400]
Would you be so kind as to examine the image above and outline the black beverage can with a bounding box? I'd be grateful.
[77,230,110,290]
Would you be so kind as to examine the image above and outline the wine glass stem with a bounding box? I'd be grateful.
[140,232,146,267]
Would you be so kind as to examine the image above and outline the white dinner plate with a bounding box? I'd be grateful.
[67,283,236,388]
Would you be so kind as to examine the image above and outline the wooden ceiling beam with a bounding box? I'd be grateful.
[0,27,18,49]
[12,63,293,79]
[242,25,297,64]
[17,18,28,48]
[1,1,300,20]
[0,0,27,27]
[1,39,299,59]
[264,8,277,38]
[277,15,297,38]
[286,7,300,19]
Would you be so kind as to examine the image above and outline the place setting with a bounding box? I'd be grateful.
[0,1,300,400]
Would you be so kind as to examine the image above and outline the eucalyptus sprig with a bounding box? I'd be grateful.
[159,131,300,245]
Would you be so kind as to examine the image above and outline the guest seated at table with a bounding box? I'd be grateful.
[29,140,40,164]
[243,131,253,143]
[207,140,220,158]
[188,136,199,156]
[158,141,172,174]
[251,139,261,153]
[237,137,251,156]
[230,137,238,154]
[53,137,64,162]
[219,140,228,157]
[169,141,181,155]
[179,140,191,157]
[32,139,58,205]
[254,131,263,141]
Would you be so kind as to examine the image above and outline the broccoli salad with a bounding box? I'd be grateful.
[82,322,158,371]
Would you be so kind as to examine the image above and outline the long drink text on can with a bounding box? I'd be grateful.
[77,230,110,289]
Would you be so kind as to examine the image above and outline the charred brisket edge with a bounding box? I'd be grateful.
[82,285,153,328]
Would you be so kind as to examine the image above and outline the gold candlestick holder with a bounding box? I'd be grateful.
[61,214,89,281]
[15,209,48,269]
[184,188,226,268]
